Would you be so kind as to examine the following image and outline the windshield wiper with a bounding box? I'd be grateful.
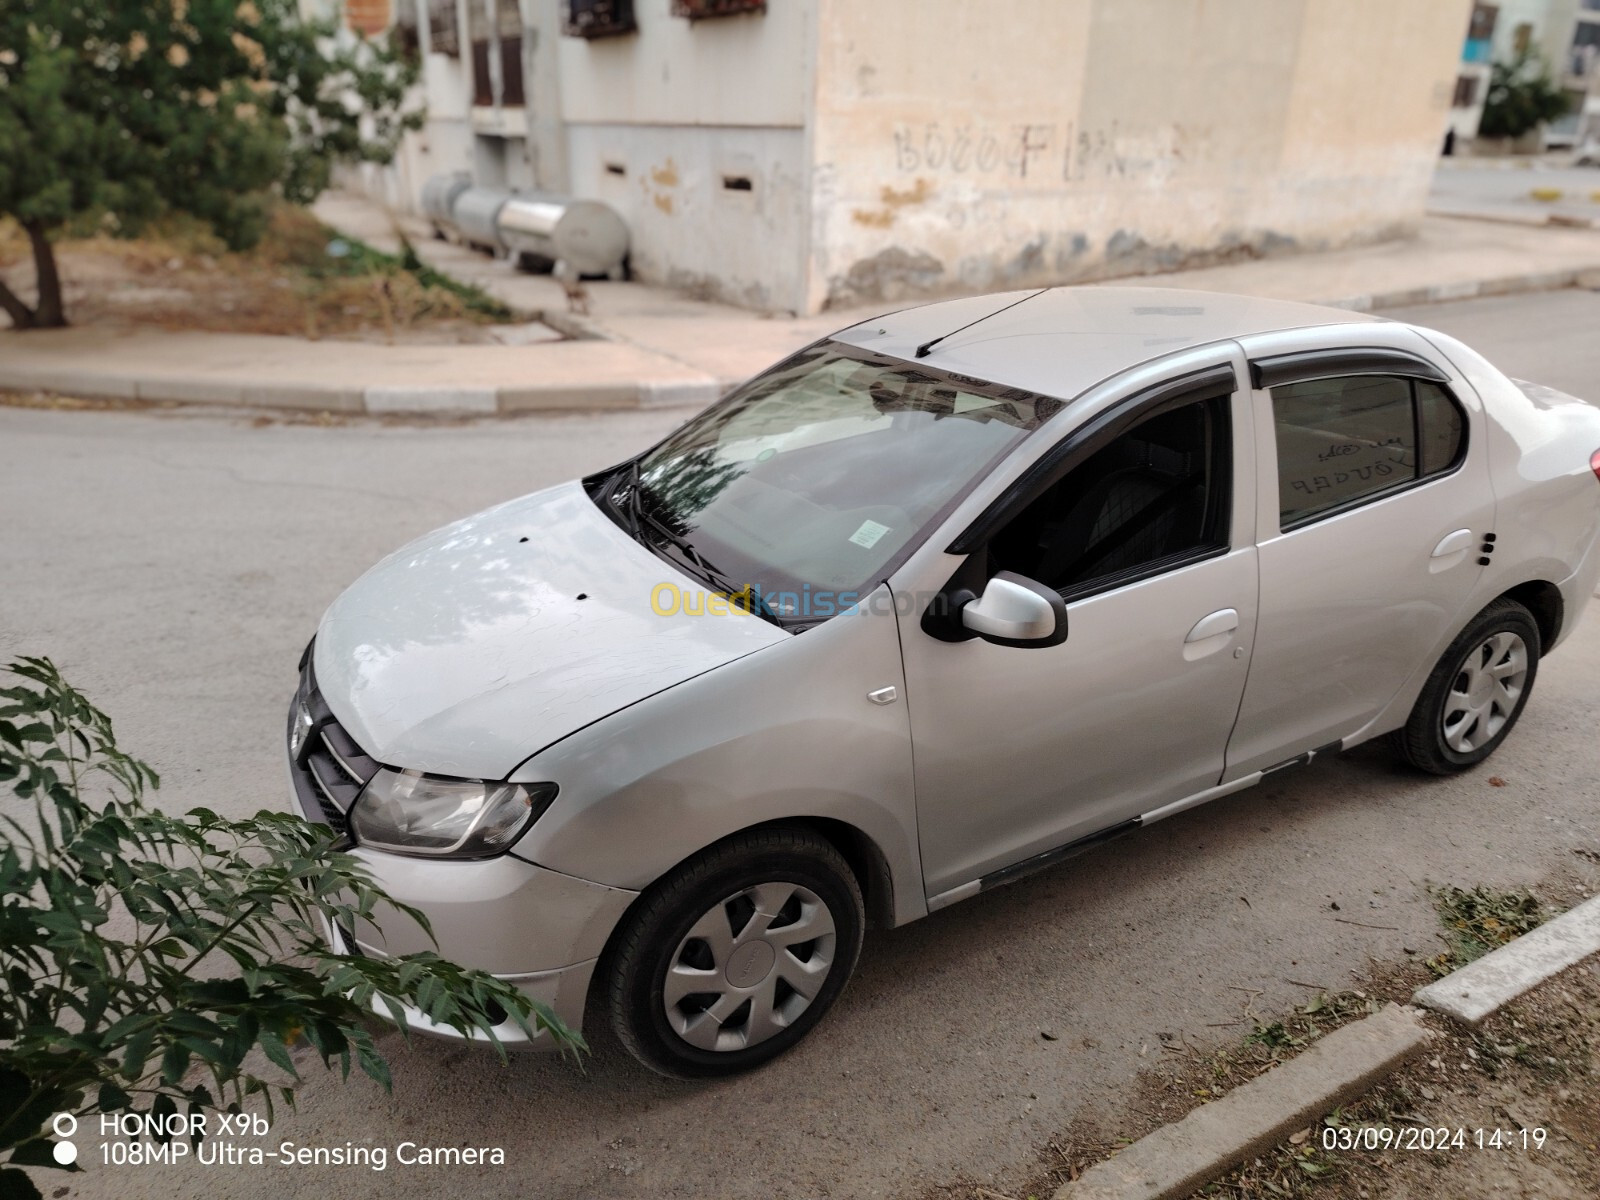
[618,461,781,626]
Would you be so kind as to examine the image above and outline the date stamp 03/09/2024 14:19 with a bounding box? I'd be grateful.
[1318,1125,1549,1153]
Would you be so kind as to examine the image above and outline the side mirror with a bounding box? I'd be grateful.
[959,572,1068,647]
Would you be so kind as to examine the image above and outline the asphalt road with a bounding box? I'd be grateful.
[1431,162,1600,225]
[4,288,1600,1200]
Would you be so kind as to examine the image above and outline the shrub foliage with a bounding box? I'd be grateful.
[0,657,580,1199]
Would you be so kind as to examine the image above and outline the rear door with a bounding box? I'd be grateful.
[1224,340,1493,778]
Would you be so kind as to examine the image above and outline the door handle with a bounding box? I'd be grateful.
[1185,608,1239,643]
[1429,528,1476,574]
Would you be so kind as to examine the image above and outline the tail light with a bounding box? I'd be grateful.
[1592,448,1600,482]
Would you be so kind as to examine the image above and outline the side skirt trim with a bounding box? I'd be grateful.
[1140,772,1263,825]
[923,770,1277,914]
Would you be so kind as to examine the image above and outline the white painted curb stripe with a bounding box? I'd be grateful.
[1412,892,1600,1026]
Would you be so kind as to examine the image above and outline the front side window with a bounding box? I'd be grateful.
[988,394,1230,598]
[1272,375,1465,529]
[618,342,1062,611]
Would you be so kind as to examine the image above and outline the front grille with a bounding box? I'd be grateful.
[287,655,380,838]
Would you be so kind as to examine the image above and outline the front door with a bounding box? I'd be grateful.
[898,373,1260,899]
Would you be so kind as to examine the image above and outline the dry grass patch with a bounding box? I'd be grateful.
[0,206,519,342]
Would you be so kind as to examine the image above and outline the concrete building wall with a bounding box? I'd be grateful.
[556,0,816,311]
[804,0,1470,313]
[568,124,810,309]
[555,0,810,127]
[1267,0,1467,233]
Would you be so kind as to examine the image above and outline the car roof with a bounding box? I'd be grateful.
[831,286,1383,401]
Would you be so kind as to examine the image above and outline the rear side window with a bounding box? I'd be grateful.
[1271,375,1466,529]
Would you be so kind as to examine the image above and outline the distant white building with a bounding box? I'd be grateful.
[1445,0,1600,150]
[338,0,1473,316]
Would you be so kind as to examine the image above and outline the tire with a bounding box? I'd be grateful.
[604,827,865,1079]
[1396,598,1540,775]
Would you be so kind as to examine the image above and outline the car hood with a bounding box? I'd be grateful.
[313,480,787,778]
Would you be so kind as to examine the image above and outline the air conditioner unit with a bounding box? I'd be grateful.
[671,0,765,21]
[563,0,636,38]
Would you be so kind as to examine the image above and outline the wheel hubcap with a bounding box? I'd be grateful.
[1441,630,1528,754]
[663,881,837,1052]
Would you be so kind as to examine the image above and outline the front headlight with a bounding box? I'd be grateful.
[349,770,558,859]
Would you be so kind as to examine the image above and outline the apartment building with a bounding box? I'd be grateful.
[343,0,1471,315]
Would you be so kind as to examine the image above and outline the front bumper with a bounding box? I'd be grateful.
[321,915,604,1051]
[285,677,639,1048]
[327,849,637,1049]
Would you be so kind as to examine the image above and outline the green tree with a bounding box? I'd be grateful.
[1478,48,1573,141]
[0,1,422,330]
[0,657,582,1200]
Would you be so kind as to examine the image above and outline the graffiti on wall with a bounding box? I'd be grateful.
[891,121,1193,183]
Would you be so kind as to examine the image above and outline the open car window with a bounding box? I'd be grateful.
[987,393,1231,599]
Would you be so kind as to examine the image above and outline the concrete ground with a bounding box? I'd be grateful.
[4,289,1600,1200]
[8,196,1600,415]
[331,187,1600,390]
[1431,160,1600,226]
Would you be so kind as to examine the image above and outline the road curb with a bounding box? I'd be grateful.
[1326,265,1600,313]
[1055,1005,1434,1200]
[0,361,726,416]
[4,267,1598,417]
[1053,893,1600,1200]
[1426,206,1600,231]
[1413,893,1600,1026]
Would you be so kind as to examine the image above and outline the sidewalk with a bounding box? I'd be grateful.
[4,194,1600,416]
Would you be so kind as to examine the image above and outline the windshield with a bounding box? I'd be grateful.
[621,340,1062,618]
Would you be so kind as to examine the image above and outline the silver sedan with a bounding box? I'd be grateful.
[286,287,1600,1077]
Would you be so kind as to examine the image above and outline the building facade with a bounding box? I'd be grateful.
[1445,0,1600,149]
[348,0,1472,316]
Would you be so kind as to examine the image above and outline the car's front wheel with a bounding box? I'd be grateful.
[604,826,865,1078]
[1397,597,1540,775]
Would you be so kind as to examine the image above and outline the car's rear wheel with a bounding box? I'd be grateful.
[1396,598,1540,775]
[604,827,864,1078]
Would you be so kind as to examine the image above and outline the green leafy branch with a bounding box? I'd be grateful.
[0,656,582,1199]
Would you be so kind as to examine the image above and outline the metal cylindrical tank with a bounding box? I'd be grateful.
[420,172,471,235]
[451,187,512,252]
[496,194,630,278]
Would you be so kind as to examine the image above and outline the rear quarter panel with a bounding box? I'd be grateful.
[1419,328,1600,653]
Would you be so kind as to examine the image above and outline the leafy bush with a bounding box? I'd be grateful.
[0,0,424,328]
[1427,883,1545,977]
[0,657,581,1199]
[1479,50,1572,141]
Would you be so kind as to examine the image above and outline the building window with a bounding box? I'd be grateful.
[1463,3,1498,63]
[1572,19,1600,79]
[1453,74,1481,108]
[471,0,524,108]
[428,0,460,57]
[1512,22,1532,56]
